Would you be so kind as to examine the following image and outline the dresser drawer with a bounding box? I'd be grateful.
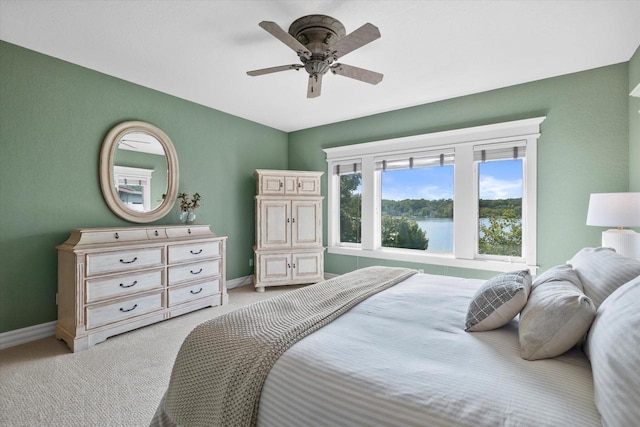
[85,291,163,330]
[168,260,220,285]
[76,228,149,245]
[168,279,220,307]
[146,228,168,239]
[168,241,220,264]
[85,269,164,303]
[86,248,163,276]
[165,226,214,239]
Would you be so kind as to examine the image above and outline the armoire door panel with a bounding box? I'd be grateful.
[259,200,290,248]
[259,254,292,283]
[292,252,323,280]
[292,200,321,246]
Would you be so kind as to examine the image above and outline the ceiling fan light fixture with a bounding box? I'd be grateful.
[305,59,331,76]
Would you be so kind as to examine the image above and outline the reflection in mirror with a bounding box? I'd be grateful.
[113,131,168,213]
[113,166,154,212]
[99,121,179,223]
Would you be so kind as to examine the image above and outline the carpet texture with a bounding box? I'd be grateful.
[0,284,301,427]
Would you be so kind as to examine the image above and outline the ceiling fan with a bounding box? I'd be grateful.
[247,15,383,98]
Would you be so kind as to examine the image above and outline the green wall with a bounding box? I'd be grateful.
[0,41,288,333]
[630,45,640,191]
[289,63,630,278]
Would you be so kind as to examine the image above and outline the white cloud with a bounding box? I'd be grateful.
[382,185,453,201]
[479,176,522,199]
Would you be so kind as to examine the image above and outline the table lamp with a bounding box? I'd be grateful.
[586,192,640,259]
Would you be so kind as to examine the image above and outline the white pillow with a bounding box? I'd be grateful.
[532,263,584,292]
[519,266,595,360]
[465,270,531,332]
[585,276,640,427]
[569,247,640,308]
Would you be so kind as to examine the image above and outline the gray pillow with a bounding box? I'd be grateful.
[569,247,640,308]
[532,263,584,292]
[519,266,595,360]
[465,270,532,332]
[585,276,640,426]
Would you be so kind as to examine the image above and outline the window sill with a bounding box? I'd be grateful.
[327,246,536,273]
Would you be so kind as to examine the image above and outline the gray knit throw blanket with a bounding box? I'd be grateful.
[157,266,416,427]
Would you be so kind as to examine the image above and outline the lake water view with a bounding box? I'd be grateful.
[415,218,454,252]
[413,218,505,252]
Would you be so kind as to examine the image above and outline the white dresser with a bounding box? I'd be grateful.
[56,225,227,352]
[253,169,325,292]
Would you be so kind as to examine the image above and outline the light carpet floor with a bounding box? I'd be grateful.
[0,284,302,427]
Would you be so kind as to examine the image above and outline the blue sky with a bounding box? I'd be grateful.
[381,160,523,200]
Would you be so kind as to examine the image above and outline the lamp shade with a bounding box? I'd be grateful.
[586,193,640,227]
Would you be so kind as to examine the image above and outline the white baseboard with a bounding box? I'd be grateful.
[0,320,57,350]
[227,275,254,289]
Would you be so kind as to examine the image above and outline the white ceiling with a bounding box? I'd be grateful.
[1,1,639,132]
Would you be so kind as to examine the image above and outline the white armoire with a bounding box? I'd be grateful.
[253,169,324,292]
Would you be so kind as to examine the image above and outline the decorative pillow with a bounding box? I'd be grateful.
[465,270,531,332]
[569,247,640,308]
[585,275,640,426]
[519,267,595,360]
[532,263,584,292]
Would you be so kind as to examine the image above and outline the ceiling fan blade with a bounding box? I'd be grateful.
[307,74,322,98]
[259,21,311,59]
[247,64,303,76]
[120,138,151,144]
[331,63,383,85]
[329,23,381,59]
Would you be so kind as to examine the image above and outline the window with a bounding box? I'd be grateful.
[476,145,525,258]
[378,150,454,252]
[324,117,545,272]
[336,163,362,245]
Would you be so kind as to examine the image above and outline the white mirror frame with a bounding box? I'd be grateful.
[100,121,179,223]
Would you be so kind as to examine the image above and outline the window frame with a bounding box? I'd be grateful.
[324,117,545,273]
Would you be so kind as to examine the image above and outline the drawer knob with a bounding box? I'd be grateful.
[119,280,138,289]
[114,232,119,239]
[190,249,203,255]
[119,257,138,264]
[190,288,203,295]
[119,304,138,313]
[190,268,203,275]
[154,230,159,236]
[188,228,192,234]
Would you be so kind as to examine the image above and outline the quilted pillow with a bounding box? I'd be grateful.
[465,270,531,332]
[585,276,640,426]
[519,265,595,360]
[569,247,640,308]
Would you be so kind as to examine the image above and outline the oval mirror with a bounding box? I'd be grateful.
[100,121,179,223]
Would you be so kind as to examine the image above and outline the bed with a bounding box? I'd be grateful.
[151,248,640,427]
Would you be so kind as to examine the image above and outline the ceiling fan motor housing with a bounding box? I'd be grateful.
[289,15,346,75]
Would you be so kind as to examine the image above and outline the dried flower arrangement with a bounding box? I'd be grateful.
[177,192,202,212]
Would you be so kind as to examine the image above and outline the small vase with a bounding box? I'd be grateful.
[186,209,196,225]
[179,209,196,224]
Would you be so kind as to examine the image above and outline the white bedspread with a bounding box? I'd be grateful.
[257,273,601,427]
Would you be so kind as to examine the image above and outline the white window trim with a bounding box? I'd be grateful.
[324,117,546,273]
